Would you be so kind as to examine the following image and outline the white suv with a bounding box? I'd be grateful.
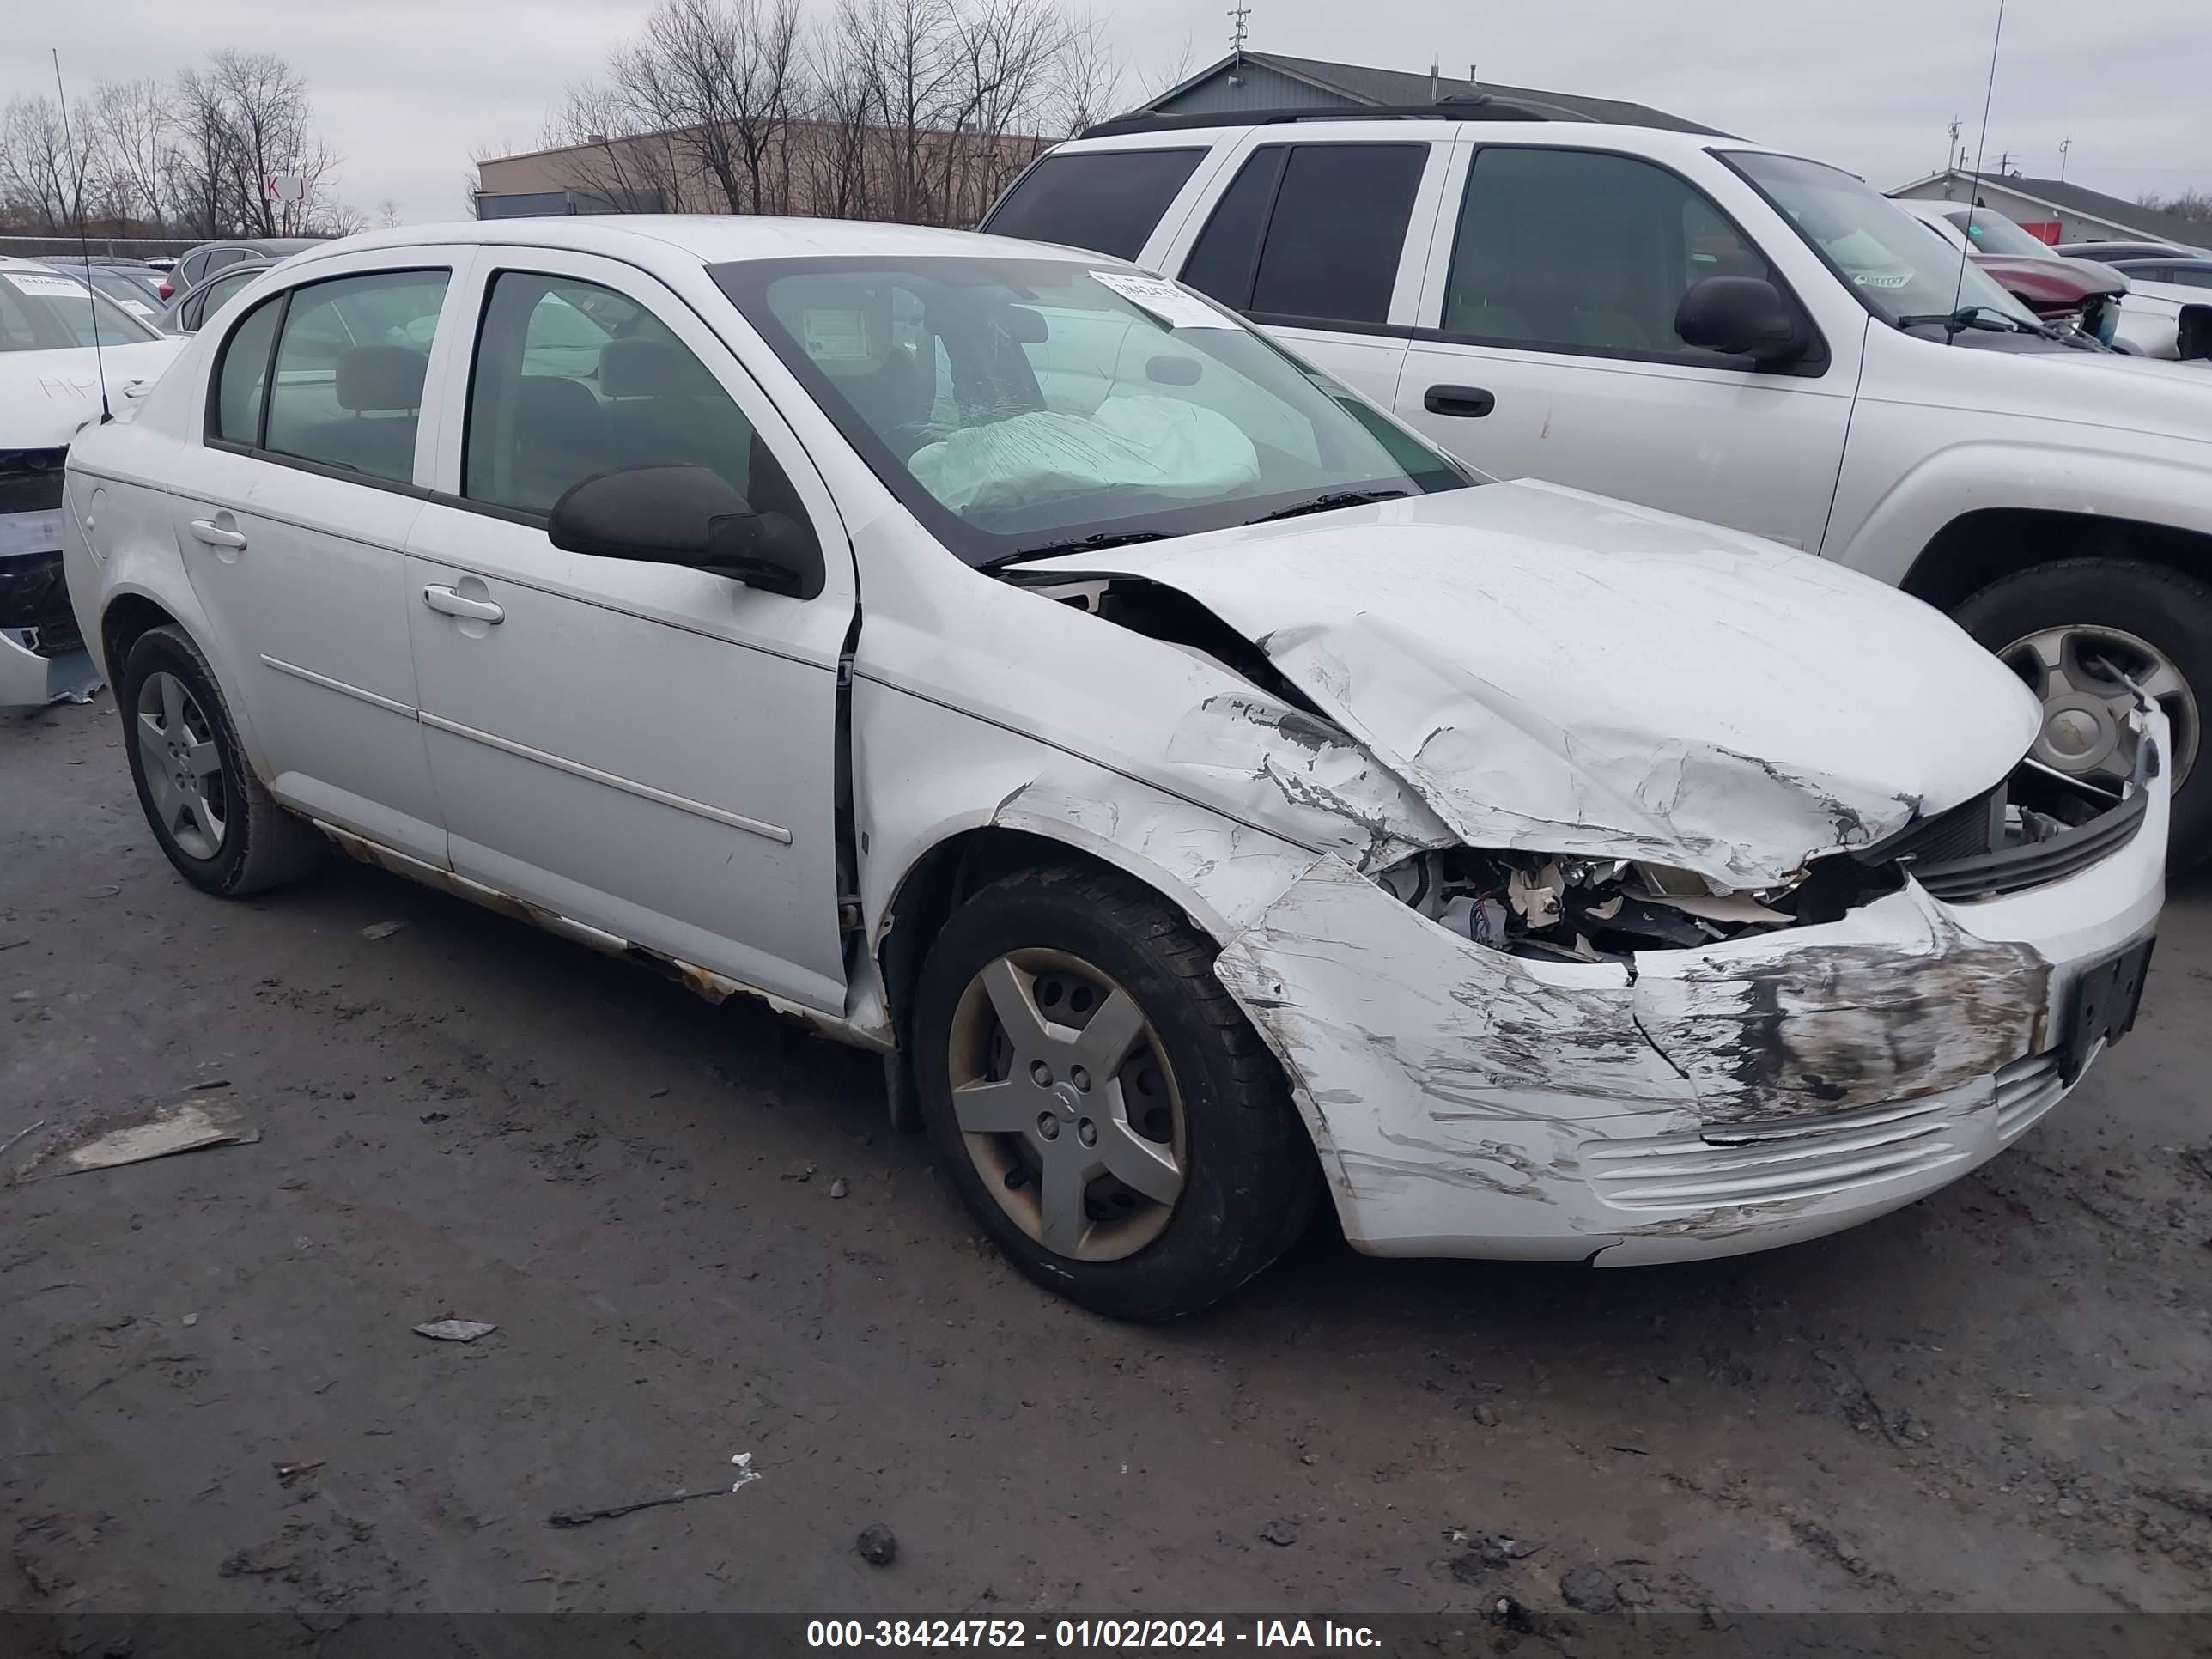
[62,217,2164,1317]
[986,110,2212,859]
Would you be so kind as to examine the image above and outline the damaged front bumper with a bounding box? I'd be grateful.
[1212,723,2168,1266]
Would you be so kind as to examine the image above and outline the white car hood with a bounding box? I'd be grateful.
[1,337,187,449]
[1024,481,2040,889]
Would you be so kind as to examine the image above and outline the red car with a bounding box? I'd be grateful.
[1891,200,2127,342]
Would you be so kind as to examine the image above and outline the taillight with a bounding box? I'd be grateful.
[158,278,173,300]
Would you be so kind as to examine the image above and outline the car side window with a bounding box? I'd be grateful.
[1181,143,1425,328]
[197,269,257,325]
[210,294,283,445]
[463,270,805,523]
[981,149,1205,260]
[259,270,450,486]
[1443,147,1783,363]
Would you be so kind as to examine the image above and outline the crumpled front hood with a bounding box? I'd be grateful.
[1027,482,2040,888]
[1,337,186,449]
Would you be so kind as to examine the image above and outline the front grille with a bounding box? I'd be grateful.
[1995,1050,2068,1141]
[1584,1097,1973,1211]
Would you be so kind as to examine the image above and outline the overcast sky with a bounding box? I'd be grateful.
[6,0,2208,227]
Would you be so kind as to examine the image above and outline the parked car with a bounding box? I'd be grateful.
[36,257,167,323]
[157,237,319,301]
[160,259,275,334]
[2107,257,2212,292]
[62,218,2165,1317]
[2,257,185,707]
[1888,199,2127,343]
[2057,240,2203,264]
[2105,272,2212,363]
[987,109,2212,860]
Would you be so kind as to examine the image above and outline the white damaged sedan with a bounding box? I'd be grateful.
[62,219,2164,1317]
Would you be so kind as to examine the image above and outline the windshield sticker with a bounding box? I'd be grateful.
[802,308,874,364]
[1089,270,1237,330]
[4,270,93,299]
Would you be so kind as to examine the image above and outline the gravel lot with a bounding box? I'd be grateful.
[6,691,2212,1620]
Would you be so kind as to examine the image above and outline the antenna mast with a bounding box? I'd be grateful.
[51,49,113,426]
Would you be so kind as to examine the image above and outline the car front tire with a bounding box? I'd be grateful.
[1954,557,2212,867]
[119,624,325,897]
[912,861,1318,1322]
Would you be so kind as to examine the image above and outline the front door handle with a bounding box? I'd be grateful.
[1423,384,1497,419]
[187,517,247,550]
[422,585,504,624]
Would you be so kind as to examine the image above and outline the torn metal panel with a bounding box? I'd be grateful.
[1017,481,2043,888]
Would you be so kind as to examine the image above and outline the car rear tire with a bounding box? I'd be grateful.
[119,624,325,897]
[1953,558,2212,867]
[912,862,1318,1321]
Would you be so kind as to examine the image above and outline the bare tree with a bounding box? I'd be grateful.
[537,82,683,211]
[91,80,174,230]
[2137,188,2212,228]
[205,50,337,235]
[0,95,97,234]
[1051,15,1123,136]
[377,198,404,228]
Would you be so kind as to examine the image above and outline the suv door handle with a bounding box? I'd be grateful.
[188,517,247,550]
[422,585,504,624]
[1423,384,1497,419]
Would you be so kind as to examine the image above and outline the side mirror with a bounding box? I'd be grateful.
[1674,276,1813,366]
[547,464,824,600]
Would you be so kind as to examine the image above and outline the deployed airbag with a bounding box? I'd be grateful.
[910,393,1259,513]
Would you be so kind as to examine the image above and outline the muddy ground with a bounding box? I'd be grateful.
[6,691,2212,1621]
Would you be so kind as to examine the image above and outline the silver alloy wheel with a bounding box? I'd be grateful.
[136,670,228,860]
[2000,623,2198,792]
[945,948,1187,1262]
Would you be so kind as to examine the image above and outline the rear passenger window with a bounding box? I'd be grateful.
[1443,148,1782,362]
[464,271,801,522]
[210,295,282,446]
[261,270,449,485]
[981,149,1204,260]
[1181,143,1425,328]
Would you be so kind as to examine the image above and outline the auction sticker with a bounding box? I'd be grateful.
[4,270,92,298]
[1089,271,1237,329]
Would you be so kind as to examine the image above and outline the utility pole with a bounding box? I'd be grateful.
[1947,116,1961,179]
[2058,136,2071,181]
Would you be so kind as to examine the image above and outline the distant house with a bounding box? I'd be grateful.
[1888,168,2207,251]
[1124,51,1722,136]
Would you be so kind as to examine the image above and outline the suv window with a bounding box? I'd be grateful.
[464,270,801,521]
[1443,147,1784,362]
[259,270,449,486]
[1182,143,1425,328]
[981,149,1204,260]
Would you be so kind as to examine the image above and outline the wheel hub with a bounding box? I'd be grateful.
[2000,623,2198,791]
[944,948,1187,1263]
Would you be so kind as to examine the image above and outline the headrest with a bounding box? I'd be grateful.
[598,337,720,399]
[335,345,427,412]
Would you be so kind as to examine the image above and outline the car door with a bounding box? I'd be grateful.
[170,250,463,864]
[404,251,855,1013]
[1168,135,1450,409]
[1394,143,1860,552]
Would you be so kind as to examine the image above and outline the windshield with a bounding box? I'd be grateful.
[714,256,1472,565]
[0,266,162,350]
[1729,153,2039,331]
[1944,209,2058,260]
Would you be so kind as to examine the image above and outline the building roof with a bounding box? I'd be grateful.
[1138,52,1726,137]
[1891,168,2207,249]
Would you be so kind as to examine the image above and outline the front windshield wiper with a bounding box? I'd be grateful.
[1245,489,1407,525]
[1893,304,2039,337]
[982,530,1170,570]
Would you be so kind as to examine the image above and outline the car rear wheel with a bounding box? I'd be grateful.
[912,862,1317,1321]
[1954,558,2212,867]
[120,625,325,896]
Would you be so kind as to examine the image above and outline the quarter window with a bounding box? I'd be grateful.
[260,270,450,485]
[981,149,1205,261]
[463,270,805,523]
[211,294,283,445]
[1443,147,1784,362]
[1181,143,1425,328]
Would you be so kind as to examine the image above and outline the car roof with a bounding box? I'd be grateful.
[1048,116,1755,167]
[278,215,1113,274]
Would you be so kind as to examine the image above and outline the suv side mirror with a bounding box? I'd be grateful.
[1674,276,1813,366]
[548,464,825,600]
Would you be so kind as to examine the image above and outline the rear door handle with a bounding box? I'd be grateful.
[422,585,504,624]
[1423,384,1497,419]
[187,518,247,549]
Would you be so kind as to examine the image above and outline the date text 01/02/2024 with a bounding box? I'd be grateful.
[805,1620,1385,1649]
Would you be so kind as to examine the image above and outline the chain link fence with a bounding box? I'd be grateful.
[0,234,203,261]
